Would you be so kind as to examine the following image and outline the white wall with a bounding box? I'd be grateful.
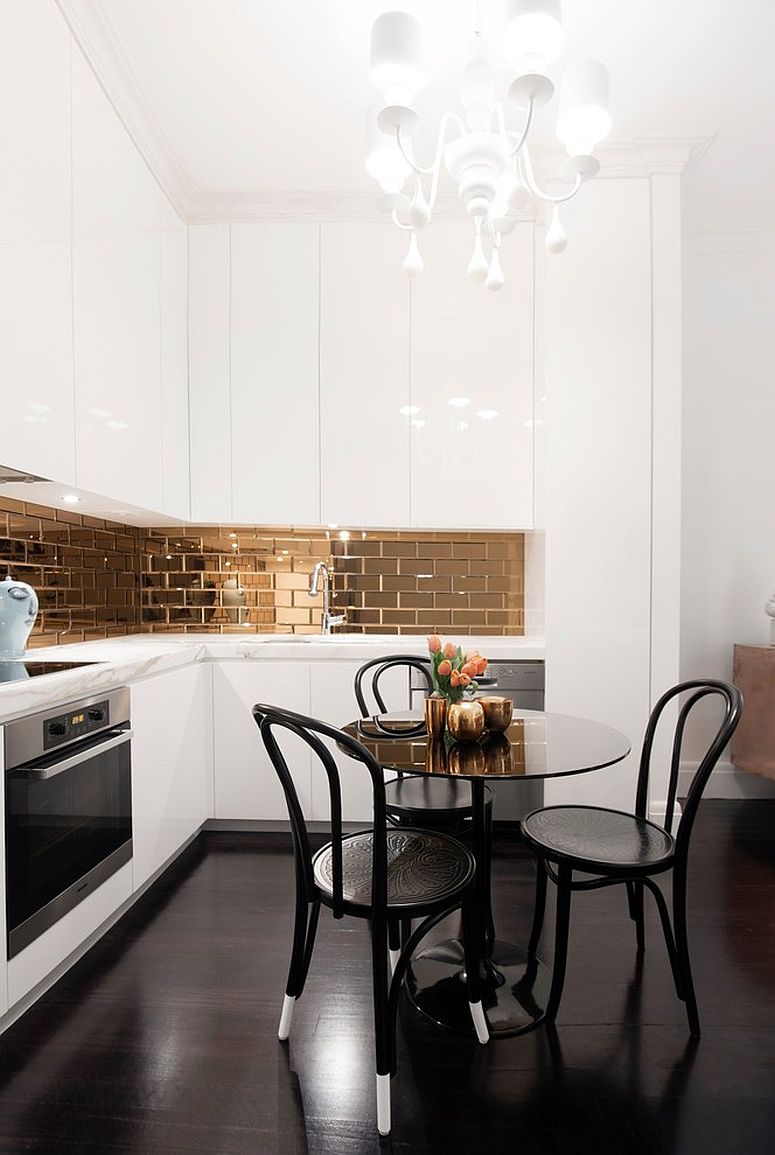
[541,172,684,814]
[680,230,775,795]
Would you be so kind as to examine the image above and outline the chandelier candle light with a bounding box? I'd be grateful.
[366,1,612,287]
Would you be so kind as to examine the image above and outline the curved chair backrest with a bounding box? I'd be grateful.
[252,702,388,921]
[634,679,743,859]
[354,655,432,718]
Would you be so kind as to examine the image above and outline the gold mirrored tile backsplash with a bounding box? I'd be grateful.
[0,496,524,644]
[0,496,142,647]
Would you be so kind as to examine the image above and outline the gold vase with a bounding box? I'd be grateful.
[424,695,448,737]
[447,699,485,741]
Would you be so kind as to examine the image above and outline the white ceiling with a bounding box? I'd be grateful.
[61,0,774,227]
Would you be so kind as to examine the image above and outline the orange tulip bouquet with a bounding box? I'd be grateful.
[427,635,488,703]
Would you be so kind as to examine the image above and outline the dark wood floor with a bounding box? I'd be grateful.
[1,801,774,1154]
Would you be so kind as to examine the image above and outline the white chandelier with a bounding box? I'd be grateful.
[366,1,611,289]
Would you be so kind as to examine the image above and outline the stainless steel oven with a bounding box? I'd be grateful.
[4,687,132,959]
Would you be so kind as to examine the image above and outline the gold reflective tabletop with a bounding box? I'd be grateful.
[343,709,630,781]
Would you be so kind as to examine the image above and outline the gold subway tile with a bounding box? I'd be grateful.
[451,610,484,626]
[451,543,483,559]
[54,508,81,526]
[294,589,320,608]
[363,557,398,575]
[348,574,381,591]
[381,610,417,626]
[274,572,312,591]
[421,577,452,593]
[350,609,381,626]
[400,592,434,609]
[435,593,469,610]
[383,541,417,558]
[470,593,506,610]
[470,559,503,577]
[398,558,438,577]
[416,611,450,629]
[416,541,452,559]
[370,592,399,609]
[434,558,467,576]
[452,577,488,595]
[380,575,405,592]
[276,606,312,625]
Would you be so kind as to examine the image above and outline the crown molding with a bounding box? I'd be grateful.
[685,224,775,254]
[55,0,195,218]
[54,1,715,223]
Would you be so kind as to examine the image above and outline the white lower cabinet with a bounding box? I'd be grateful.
[130,664,210,890]
[213,661,311,821]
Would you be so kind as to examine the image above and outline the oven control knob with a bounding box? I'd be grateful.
[87,709,104,723]
[47,722,67,737]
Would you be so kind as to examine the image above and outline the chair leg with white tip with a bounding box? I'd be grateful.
[376,1072,391,1136]
[461,889,489,1044]
[278,994,296,1041]
[468,999,489,1044]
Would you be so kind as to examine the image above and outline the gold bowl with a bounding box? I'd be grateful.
[477,696,514,733]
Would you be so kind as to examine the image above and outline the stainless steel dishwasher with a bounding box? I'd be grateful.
[410,660,546,823]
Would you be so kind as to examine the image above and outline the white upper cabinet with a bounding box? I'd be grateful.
[410,221,535,529]
[0,0,75,483]
[71,48,164,511]
[188,224,232,522]
[160,200,190,520]
[319,224,411,527]
[230,224,320,524]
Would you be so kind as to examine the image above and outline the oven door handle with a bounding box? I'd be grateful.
[19,729,134,780]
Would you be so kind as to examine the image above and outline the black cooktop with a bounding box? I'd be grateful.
[0,661,99,686]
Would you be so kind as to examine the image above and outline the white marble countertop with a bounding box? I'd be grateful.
[0,633,545,724]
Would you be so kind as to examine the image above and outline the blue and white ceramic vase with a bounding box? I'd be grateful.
[0,575,39,658]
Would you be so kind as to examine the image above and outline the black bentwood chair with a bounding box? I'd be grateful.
[521,680,742,1037]
[354,654,494,831]
[252,702,488,1137]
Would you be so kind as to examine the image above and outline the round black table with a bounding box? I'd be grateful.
[342,708,630,1038]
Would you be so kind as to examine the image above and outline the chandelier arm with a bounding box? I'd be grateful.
[391,208,414,231]
[493,97,535,158]
[520,145,582,204]
[395,111,465,179]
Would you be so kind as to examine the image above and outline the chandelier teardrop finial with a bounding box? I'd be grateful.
[403,232,424,277]
[545,205,568,254]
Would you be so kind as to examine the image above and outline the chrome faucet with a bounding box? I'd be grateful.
[309,562,346,635]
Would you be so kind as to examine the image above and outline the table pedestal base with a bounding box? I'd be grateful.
[405,938,552,1038]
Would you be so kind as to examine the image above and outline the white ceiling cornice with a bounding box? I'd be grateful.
[55,1,715,224]
[55,0,195,218]
[685,225,775,254]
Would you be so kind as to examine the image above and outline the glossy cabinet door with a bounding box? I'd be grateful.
[231,224,320,524]
[213,661,312,820]
[410,221,535,529]
[320,224,411,526]
[160,200,190,519]
[188,224,232,522]
[309,660,410,822]
[131,664,210,891]
[0,0,75,483]
[71,47,164,511]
